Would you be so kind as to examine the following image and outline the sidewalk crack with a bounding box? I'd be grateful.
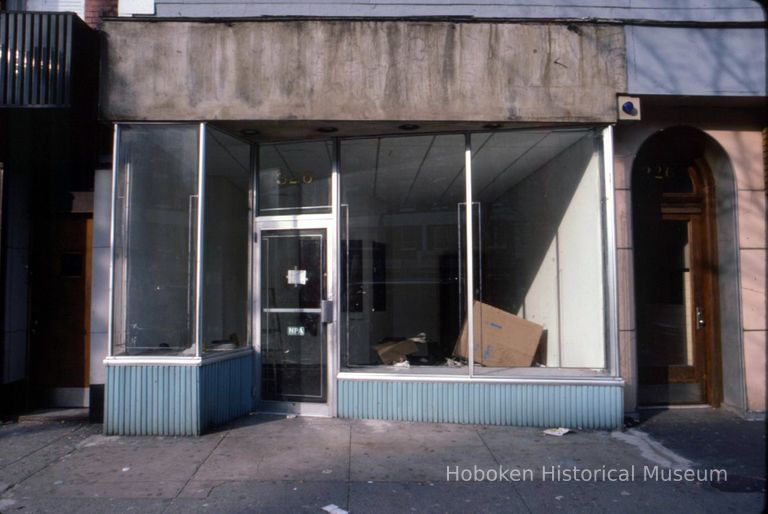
[0,424,86,471]
[475,427,533,514]
[163,431,228,512]
[345,420,353,512]
[1,424,90,496]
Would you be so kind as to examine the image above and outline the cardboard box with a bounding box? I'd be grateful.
[374,339,419,365]
[454,301,544,367]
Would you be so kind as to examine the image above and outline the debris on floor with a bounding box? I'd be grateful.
[374,338,418,364]
[543,427,571,437]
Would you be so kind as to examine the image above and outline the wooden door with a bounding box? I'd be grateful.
[29,216,92,404]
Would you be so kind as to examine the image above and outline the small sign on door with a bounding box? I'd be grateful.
[287,326,306,336]
[286,268,308,286]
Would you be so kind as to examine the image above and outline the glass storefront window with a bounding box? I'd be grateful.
[341,134,467,372]
[112,125,201,356]
[111,123,611,373]
[258,141,333,214]
[470,128,606,373]
[111,124,253,357]
[201,127,251,353]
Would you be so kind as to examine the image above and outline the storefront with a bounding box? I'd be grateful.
[99,18,631,435]
[103,121,622,434]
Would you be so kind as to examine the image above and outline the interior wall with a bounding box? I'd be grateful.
[343,214,391,365]
[484,135,605,368]
[340,134,464,367]
[202,176,249,348]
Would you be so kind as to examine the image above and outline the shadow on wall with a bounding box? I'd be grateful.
[627,22,766,96]
[476,133,604,368]
[479,135,592,317]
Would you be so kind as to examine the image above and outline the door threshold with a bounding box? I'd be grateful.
[257,400,332,417]
[638,404,713,410]
[257,410,331,418]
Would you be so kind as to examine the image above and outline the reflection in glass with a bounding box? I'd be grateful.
[638,220,695,367]
[202,127,251,353]
[340,134,467,371]
[470,129,606,372]
[258,141,333,214]
[112,125,200,356]
[261,230,327,402]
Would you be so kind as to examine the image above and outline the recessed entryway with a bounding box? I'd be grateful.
[632,127,723,407]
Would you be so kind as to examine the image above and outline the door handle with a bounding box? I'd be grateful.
[321,300,334,323]
[696,306,705,330]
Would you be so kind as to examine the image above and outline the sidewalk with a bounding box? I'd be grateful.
[0,407,764,513]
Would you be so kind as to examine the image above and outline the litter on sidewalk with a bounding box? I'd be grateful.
[322,504,348,514]
[543,427,572,437]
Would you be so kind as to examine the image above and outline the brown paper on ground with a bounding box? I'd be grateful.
[454,301,544,367]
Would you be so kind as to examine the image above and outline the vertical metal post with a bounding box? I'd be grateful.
[107,124,119,358]
[252,143,262,403]
[248,142,257,350]
[464,134,474,377]
[601,125,620,376]
[195,123,206,358]
[330,137,341,416]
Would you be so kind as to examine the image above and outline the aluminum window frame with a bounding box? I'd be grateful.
[106,123,620,382]
[107,122,256,364]
[335,125,620,381]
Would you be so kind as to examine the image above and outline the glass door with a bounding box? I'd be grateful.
[256,220,334,414]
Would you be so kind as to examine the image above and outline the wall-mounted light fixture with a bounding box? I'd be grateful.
[617,95,641,121]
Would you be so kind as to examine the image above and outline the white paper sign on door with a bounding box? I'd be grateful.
[286,268,308,286]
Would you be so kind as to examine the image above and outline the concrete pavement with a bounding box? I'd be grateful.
[0,407,764,513]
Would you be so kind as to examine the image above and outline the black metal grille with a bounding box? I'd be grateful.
[0,12,73,107]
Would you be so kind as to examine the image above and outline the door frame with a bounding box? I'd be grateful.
[253,214,338,417]
[692,158,723,406]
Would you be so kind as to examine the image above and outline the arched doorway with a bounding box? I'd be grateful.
[632,126,723,406]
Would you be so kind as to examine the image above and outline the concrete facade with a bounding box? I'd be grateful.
[100,20,626,123]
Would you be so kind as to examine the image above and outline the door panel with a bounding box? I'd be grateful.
[260,229,327,403]
[29,216,92,399]
[638,215,705,403]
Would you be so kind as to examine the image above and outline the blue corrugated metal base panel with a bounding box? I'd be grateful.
[338,380,624,429]
[104,351,253,436]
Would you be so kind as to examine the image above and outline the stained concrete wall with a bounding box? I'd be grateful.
[100,20,626,123]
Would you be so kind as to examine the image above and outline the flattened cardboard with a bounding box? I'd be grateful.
[455,301,544,367]
[374,339,419,365]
